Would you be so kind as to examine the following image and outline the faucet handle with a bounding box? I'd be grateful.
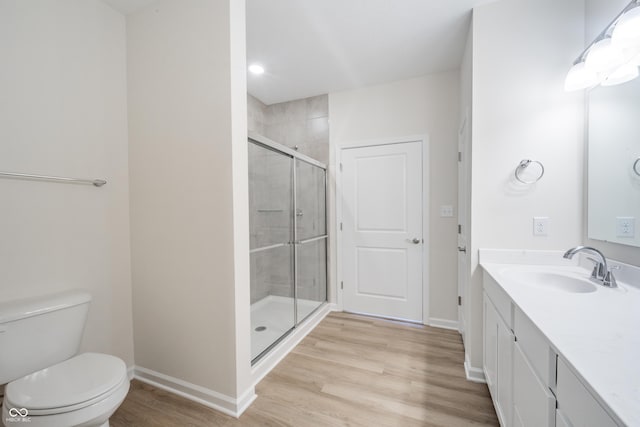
[603,270,618,288]
[586,257,605,279]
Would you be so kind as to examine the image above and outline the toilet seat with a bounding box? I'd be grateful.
[5,352,128,416]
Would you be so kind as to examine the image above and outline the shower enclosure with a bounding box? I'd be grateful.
[248,133,327,363]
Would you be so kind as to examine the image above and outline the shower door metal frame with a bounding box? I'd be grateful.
[249,132,328,364]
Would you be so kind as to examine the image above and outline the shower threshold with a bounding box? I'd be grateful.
[251,295,322,361]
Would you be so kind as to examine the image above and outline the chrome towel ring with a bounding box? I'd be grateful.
[634,157,640,177]
[515,159,545,184]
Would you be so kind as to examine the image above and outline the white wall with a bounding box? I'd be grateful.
[0,0,134,366]
[329,72,461,324]
[466,0,585,371]
[583,0,640,265]
[127,0,252,413]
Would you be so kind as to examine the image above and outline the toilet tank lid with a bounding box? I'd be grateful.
[0,290,91,324]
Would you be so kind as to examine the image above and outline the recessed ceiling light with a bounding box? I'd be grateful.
[248,64,265,75]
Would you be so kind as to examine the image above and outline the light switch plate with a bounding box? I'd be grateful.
[533,217,549,236]
[616,217,635,238]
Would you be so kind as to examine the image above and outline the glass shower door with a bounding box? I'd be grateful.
[294,159,327,322]
[248,142,295,361]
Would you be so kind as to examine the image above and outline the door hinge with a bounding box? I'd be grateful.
[458,224,462,234]
[458,152,462,162]
[340,222,343,231]
[341,281,344,290]
[340,162,343,172]
[458,296,462,306]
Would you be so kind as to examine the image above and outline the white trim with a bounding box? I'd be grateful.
[250,302,335,386]
[464,353,486,383]
[335,146,345,312]
[421,137,431,325]
[336,134,430,324]
[133,366,256,418]
[126,365,135,381]
[428,317,459,331]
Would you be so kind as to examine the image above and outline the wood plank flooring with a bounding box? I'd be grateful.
[111,312,498,426]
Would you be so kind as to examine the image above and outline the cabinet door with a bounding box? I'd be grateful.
[497,317,513,427]
[556,358,618,427]
[513,342,555,427]
[483,294,498,394]
[556,410,572,427]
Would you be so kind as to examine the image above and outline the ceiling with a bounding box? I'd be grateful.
[103,0,492,105]
[248,0,493,105]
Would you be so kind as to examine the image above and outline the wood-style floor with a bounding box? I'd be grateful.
[111,312,498,426]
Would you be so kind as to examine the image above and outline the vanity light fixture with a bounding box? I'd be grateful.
[565,0,640,91]
[611,5,640,51]
[602,63,639,86]
[248,64,265,75]
[585,38,624,74]
[564,61,599,91]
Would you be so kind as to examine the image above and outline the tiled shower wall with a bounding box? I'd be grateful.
[248,93,328,306]
[248,94,329,165]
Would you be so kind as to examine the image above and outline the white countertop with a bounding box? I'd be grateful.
[479,249,640,427]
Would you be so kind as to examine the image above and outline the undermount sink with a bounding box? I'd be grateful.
[500,269,598,294]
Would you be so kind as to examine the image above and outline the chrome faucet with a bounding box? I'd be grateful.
[563,246,617,288]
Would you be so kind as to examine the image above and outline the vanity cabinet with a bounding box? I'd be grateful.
[482,271,624,427]
[556,358,617,427]
[483,280,513,427]
[512,341,555,427]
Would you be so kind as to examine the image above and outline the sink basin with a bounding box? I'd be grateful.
[500,270,598,294]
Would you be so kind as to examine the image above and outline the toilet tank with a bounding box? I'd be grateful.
[0,290,91,384]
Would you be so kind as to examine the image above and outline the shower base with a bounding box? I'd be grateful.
[251,295,321,360]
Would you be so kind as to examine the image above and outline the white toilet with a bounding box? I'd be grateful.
[0,290,129,427]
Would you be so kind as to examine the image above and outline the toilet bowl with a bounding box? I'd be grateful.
[0,291,130,427]
[2,353,129,427]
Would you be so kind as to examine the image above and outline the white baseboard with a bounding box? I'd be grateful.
[251,302,335,387]
[126,365,135,380]
[464,353,486,383]
[133,366,256,418]
[428,317,459,331]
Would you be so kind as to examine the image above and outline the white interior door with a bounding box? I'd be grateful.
[341,141,423,322]
[457,110,470,341]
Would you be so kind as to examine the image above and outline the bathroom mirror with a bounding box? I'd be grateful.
[587,77,640,247]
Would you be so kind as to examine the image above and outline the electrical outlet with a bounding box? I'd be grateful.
[533,217,549,236]
[440,205,454,217]
[616,217,635,238]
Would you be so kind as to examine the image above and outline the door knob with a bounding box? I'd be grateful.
[458,246,467,253]
[412,238,421,244]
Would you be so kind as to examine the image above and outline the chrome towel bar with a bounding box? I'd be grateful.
[0,171,107,187]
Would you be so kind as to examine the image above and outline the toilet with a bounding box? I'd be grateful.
[0,290,129,427]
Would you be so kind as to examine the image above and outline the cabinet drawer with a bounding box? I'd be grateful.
[556,358,618,427]
[483,271,512,328]
[514,308,555,388]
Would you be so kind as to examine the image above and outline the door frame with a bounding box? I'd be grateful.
[336,134,430,325]
[457,109,470,341]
